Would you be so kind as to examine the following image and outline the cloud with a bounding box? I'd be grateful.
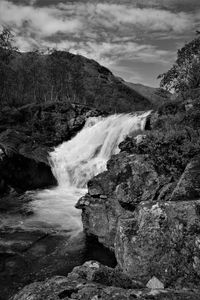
[94,4,195,33]
[0,0,82,42]
[56,40,175,68]
[1,0,199,50]
[0,0,199,86]
[135,0,200,12]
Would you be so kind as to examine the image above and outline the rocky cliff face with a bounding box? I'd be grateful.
[76,149,200,288]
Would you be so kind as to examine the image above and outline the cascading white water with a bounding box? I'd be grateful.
[27,112,150,234]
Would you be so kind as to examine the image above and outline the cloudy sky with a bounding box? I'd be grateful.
[0,0,200,86]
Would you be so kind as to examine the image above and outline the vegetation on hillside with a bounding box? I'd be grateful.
[124,81,171,105]
[158,33,200,94]
[0,27,151,113]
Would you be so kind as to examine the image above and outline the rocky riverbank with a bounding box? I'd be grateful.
[9,96,200,300]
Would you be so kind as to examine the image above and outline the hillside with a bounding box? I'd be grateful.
[0,49,152,113]
[124,81,171,106]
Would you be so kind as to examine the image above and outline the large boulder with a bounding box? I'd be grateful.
[76,153,162,249]
[115,200,200,286]
[76,152,200,288]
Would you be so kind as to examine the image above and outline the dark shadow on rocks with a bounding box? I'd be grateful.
[85,235,117,268]
[1,153,57,191]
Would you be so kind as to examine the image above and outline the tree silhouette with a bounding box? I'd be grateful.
[158,33,200,94]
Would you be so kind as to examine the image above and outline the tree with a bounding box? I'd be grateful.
[0,27,18,62]
[0,27,16,50]
[0,27,18,107]
[158,34,200,93]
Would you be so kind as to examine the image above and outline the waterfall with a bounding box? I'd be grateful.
[27,112,150,234]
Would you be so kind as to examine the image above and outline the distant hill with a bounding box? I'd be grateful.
[123,81,172,106]
[0,49,152,113]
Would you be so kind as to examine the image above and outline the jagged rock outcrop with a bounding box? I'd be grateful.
[76,151,200,288]
[11,261,200,300]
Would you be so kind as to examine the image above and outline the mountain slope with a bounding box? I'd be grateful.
[124,81,171,106]
[0,49,152,113]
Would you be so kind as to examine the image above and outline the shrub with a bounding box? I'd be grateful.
[121,128,200,180]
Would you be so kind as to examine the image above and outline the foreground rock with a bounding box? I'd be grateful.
[11,261,200,300]
[76,152,200,288]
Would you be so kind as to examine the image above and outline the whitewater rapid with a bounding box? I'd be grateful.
[27,112,150,234]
